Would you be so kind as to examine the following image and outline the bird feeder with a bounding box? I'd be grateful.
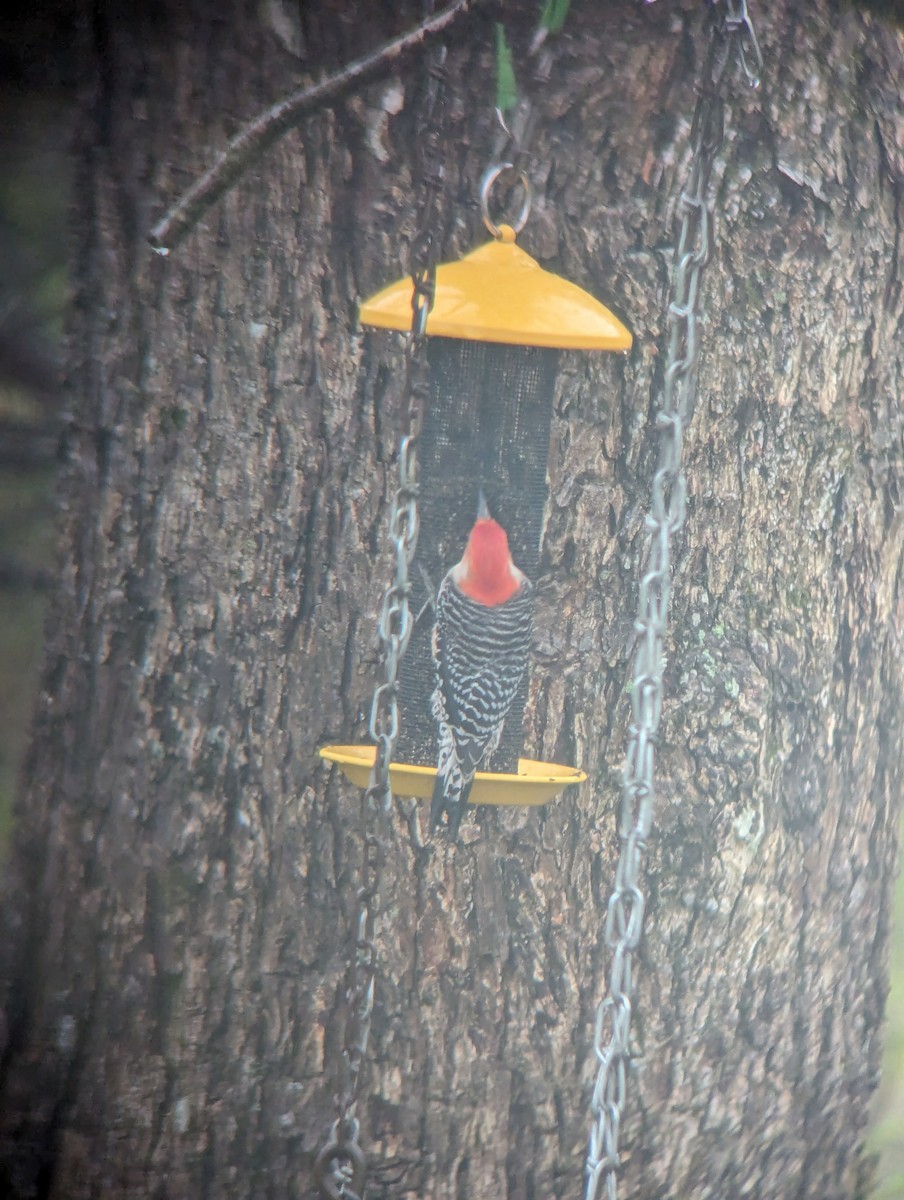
[321,169,631,805]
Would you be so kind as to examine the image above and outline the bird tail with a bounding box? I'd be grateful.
[430,763,475,839]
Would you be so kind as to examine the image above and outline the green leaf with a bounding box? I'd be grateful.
[495,23,518,114]
[538,0,572,36]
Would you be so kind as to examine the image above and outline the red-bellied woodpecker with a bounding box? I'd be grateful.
[430,494,533,836]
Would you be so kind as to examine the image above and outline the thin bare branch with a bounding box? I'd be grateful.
[149,0,472,254]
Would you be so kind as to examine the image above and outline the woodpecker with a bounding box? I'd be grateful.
[430,494,533,837]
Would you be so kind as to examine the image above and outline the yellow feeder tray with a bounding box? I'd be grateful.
[359,225,632,351]
[319,744,586,807]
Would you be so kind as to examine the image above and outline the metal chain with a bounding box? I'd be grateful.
[314,14,447,1200]
[584,5,762,1200]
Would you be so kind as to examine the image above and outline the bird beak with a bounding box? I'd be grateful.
[477,489,490,520]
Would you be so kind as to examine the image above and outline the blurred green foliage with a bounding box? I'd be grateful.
[870,826,904,1196]
[0,580,48,842]
[0,89,64,843]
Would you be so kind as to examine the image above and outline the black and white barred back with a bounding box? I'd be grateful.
[430,574,534,834]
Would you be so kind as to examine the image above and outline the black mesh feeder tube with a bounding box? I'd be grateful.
[323,223,631,806]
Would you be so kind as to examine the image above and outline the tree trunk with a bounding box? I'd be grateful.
[1,2,902,1198]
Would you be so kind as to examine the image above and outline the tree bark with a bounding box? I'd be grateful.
[1,2,902,1199]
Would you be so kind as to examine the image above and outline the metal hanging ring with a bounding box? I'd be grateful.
[314,1138,368,1200]
[480,162,532,238]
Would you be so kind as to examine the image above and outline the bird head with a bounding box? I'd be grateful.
[459,494,521,605]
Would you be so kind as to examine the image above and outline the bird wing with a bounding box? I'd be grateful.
[432,575,533,775]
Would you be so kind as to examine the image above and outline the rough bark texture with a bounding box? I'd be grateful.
[1,2,902,1199]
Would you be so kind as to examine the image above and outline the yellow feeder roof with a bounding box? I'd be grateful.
[319,743,586,807]
[359,226,632,351]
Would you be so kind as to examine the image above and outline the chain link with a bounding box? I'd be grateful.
[315,11,446,1198]
[584,6,762,1200]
